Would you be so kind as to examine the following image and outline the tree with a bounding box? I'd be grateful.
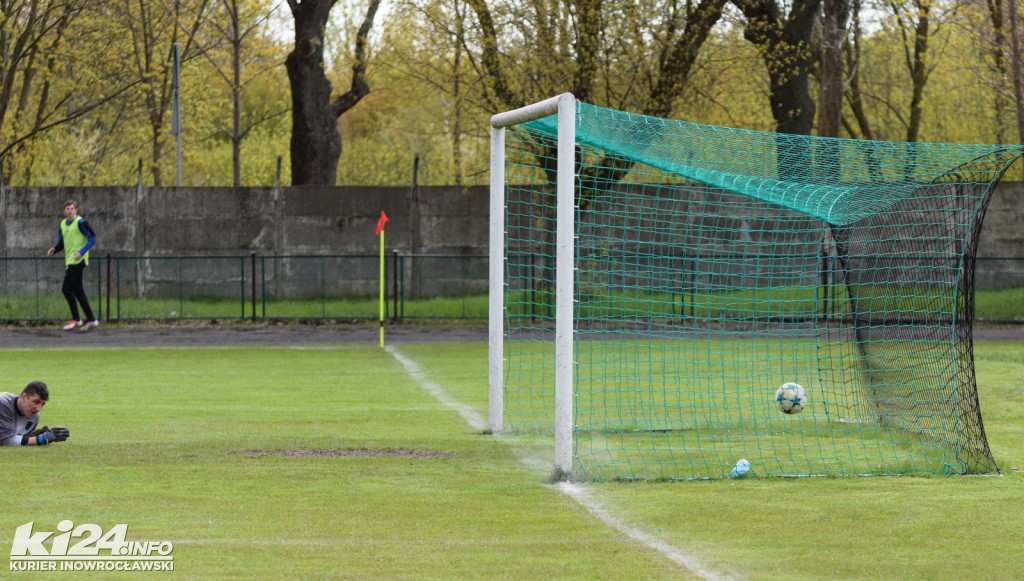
[183,0,288,186]
[894,0,932,142]
[1011,0,1024,162]
[462,0,726,116]
[983,0,1024,161]
[733,0,822,135]
[873,0,960,142]
[284,0,381,186]
[0,0,126,183]
[819,0,853,137]
[114,0,211,186]
[644,0,730,117]
[980,0,1013,143]
[844,0,878,140]
[462,0,727,189]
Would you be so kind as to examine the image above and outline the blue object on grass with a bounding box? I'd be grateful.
[728,459,750,478]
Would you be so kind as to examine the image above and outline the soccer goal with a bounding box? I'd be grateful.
[488,93,1022,480]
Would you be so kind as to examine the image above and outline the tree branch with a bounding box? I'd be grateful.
[464,0,518,110]
[330,0,382,118]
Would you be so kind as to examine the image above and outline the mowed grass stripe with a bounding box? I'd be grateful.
[4,339,1021,579]
[399,340,1024,580]
[386,344,727,580]
[0,346,684,579]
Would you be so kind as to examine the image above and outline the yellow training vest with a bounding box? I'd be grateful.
[60,216,89,266]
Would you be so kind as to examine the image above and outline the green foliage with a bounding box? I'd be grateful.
[4,0,1024,185]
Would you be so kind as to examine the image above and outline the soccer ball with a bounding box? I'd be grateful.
[775,382,807,414]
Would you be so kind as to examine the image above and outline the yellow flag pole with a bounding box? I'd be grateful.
[379,228,385,347]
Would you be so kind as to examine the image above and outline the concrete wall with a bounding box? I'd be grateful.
[2,183,1022,258]
[1,182,1021,298]
[3,182,1022,258]
[0,185,490,258]
[977,182,1024,258]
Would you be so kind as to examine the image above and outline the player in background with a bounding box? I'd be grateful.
[47,200,99,331]
[0,381,70,446]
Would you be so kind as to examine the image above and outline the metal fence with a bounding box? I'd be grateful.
[0,254,489,322]
[0,254,1021,323]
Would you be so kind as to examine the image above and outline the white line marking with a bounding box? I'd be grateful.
[557,482,733,580]
[386,345,733,580]
[384,345,486,431]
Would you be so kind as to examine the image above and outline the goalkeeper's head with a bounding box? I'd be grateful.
[18,381,49,417]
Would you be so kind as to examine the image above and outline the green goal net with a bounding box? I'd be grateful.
[489,95,1022,480]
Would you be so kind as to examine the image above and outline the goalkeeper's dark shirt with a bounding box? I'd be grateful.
[0,392,40,446]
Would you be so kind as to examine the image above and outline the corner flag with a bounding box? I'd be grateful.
[376,211,389,346]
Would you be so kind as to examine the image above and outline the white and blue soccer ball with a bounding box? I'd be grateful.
[775,382,807,414]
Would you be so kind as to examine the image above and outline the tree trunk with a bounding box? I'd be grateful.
[818,0,851,138]
[451,0,465,186]
[572,0,602,104]
[464,0,520,109]
[905,3,929,143]
[285,0,380,186]
[231,0,242,187]
[1010,0,1024,177]
[646,0,728,118]
[735,0,821,182]
[844,1,875,141]
[285,0,342,186]
[735,0,822,136]
[986,0,1010,144]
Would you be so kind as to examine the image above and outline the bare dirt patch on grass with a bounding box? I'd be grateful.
[244,448,454,459]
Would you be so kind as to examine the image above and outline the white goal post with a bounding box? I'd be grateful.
[488,93,577,475]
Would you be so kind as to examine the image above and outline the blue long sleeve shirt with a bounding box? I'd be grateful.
[53,217,97,256]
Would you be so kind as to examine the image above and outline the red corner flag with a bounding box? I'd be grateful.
[375,211,389,236]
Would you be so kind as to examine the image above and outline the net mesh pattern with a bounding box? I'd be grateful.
[501,102,1021,480]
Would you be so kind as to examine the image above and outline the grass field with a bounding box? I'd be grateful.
[2,284,1022,323]
[1,337,1022,578]
[504,335,1004,480]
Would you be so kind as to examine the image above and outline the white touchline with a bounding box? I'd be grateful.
[385,345,734,581]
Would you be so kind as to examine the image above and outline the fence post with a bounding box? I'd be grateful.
[676,251,682,320]
[106,254,112,325]
[260,255,266,319]
[531,253,537,322]
[96,256,103,321]
[239,256,245,319]
[392,250,399,322]
[251,252,257,320]
[819,226,830,321]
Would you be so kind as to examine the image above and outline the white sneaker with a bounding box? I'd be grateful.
[80,320,100,332]
[62,320,81,331]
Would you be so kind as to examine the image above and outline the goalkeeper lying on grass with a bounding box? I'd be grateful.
[0,381,70,446]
